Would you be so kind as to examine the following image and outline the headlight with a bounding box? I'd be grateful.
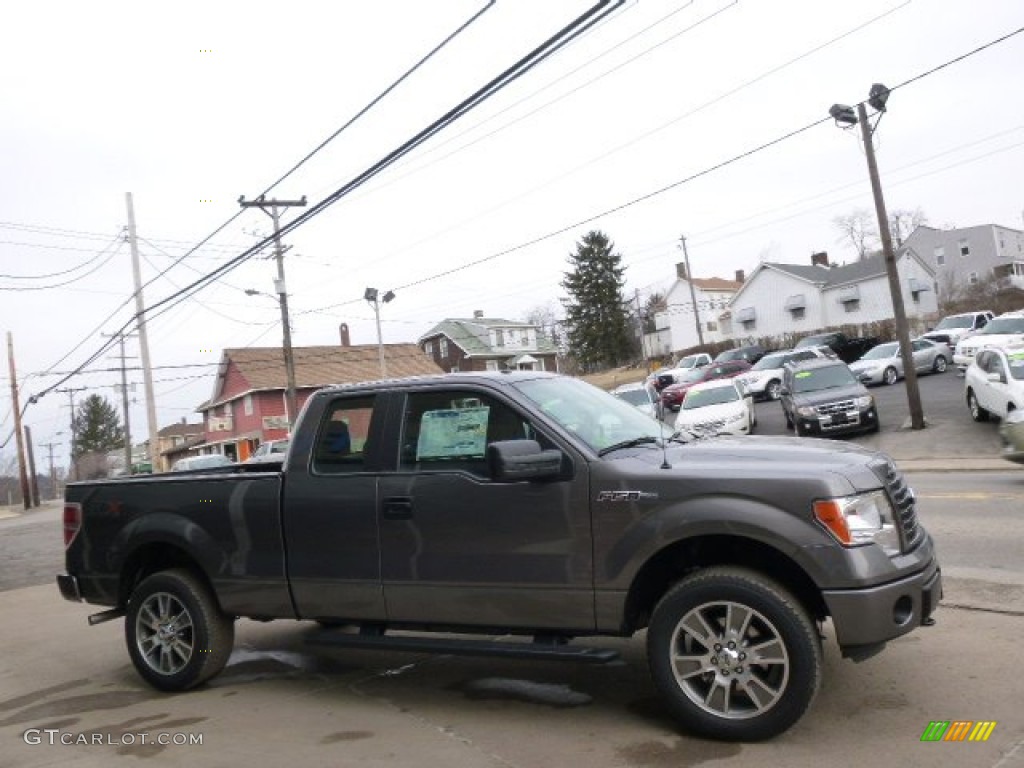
[854,395,874,408]
[725,411,746,423]
[796,406,817,418]
[813,491,900,554]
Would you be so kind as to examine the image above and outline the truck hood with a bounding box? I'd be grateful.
[607,434,889,496]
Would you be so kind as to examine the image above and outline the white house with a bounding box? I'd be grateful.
[722,251,937,342]
[652,262,744,354]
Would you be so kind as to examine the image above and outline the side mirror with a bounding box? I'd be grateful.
[487,440,562,482]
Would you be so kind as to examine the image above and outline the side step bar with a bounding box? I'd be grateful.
[306,629,620,664]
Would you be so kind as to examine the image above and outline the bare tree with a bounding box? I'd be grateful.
[888,207,928,247]
[525,302,562,348]
[832,208,879,260]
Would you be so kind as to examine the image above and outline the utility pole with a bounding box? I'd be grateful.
[678,235,705,347]
[56,386,88,482]
[7,332,31,510]
[634,289,648,364]
[104,332,136,474]
[856,100,925,430]
[40,440,60,500]
[24,425,40,507]
[239,195,307,429]
[125,193,161,471]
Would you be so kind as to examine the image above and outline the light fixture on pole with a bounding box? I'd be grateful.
[829,84,925,430]
[365,287,395,378]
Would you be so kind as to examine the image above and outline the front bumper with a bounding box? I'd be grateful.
[795,405,879,436]
[824,560,942,648]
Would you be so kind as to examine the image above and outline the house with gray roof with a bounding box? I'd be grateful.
[418,311,559,373]
[899,224,1024,296]
[722,250,937,342]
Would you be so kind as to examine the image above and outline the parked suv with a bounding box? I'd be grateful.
[737,346,835,401]
[921,310,993,348]
[954,311,1024,372]
[781,358,879,437]
[965,343,1024,422]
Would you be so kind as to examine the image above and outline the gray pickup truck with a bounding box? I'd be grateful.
[58,371,941,741]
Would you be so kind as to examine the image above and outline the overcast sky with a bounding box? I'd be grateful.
[2,0,1023,469]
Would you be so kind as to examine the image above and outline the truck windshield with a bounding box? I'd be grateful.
[513,377,665,453]
[795,335,830,348]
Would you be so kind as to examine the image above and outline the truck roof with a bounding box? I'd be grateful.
[316,369,561,396]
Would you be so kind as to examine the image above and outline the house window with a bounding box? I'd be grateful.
[843,299,861,313]
[439,338,448,358]
[741,319,756,332]
[706,321,717,332]
[243,394,253,416]
[495,329,505,347]
[537,357,546,371]
[424,341,433,357]
[486,360,499,372]
[790,307,806,320]
[933,245,945,266]
[959,239,970,257]
[968,271,979,285]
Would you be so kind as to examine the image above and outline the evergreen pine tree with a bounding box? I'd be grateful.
[561,230,633,371]
[72,394,125,459]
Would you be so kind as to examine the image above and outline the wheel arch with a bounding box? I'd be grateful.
[118,542,217,610]
[621,534,826,634]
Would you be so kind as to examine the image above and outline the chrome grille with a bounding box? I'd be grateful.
[882,461,923,552]
[815,399,855,416]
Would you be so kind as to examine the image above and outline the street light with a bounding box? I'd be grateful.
[830,84,925,430]
[365,287,395,378]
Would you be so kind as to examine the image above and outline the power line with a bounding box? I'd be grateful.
[0,236,124,290]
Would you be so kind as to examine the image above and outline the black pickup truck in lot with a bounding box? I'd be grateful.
[58,371,941,741]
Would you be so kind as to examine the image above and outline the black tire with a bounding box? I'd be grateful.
[932,356,947,374]
[125,568,235,692]
[883,367,898,386]
[765,380,782,401]
[967,389,989,422]
[647,567,822,742]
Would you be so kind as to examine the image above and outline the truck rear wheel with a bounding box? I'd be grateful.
[125,569,235,691]
[647,567,821,741]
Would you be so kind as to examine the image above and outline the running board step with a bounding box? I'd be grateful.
[305,631,620,664]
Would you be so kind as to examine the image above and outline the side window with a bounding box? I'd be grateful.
[977,315,988,328]
[912,340,928,352]
[399,390,535,478]
[312,396,376,474]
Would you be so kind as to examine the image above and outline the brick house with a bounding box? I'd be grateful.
[197,342,442,461]
[418,312,559,373]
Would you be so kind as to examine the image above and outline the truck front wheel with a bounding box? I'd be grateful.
[125,569,235,692]
[647,567,822,741]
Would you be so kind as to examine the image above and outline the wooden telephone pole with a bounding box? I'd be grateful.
[6,332,31,509]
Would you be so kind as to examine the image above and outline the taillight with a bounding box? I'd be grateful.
[63,503,82,549]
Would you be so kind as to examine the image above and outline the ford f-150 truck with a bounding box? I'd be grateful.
[58,371,941,742]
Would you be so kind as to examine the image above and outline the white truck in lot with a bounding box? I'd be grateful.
[923,310,993,351]
[954,311,1024,373]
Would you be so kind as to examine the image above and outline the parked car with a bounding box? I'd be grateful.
[610,381,660,420]
[712,344,767,366]
[849,339,952,386]
[794,331,879,364]
[171,454,233,471]
[245,438,290,464]
[649,352,713,391]
[674,379,756,437]
[736,346,835,401]
[964,343,1024,422]
[954,311,1024,372]
[921,310,994,347]
[780,358,879,437]
[1000,409,1024,464]
[659,360,752,412]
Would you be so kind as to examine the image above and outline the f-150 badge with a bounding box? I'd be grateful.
[596,491,659,502]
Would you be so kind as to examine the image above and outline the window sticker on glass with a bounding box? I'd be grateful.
[795,371,813,379]
[417,407,490,459]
